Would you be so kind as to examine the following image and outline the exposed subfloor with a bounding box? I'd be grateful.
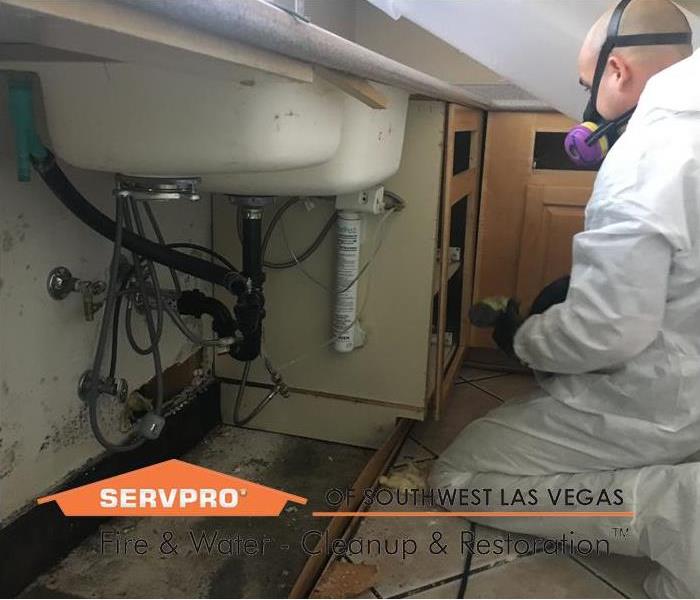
[313,368,652,599]
[20,368,654,599]
[20,425,374,599]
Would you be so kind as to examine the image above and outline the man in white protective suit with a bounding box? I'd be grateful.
[430,0,700,596]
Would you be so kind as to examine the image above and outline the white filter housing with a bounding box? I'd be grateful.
[333,211,362,353]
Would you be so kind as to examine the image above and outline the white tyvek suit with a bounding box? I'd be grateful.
[432,49,700,598]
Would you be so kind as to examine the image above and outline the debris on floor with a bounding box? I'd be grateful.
[310,561,379,599]
[378,461,428,491]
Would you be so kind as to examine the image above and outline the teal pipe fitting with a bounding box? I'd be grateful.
[7,78,47,182]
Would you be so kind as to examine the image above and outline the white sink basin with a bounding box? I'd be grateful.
[6,61,344,175]
[201,83,410,196]
[4,61,409,195]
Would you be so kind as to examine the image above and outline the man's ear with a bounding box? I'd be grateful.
[607,55,632,88]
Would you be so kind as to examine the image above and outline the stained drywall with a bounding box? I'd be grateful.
[0,80,213,523]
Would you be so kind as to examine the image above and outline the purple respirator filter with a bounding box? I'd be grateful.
[564,122,609,168]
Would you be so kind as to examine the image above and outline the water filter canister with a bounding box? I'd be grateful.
[333,211,361,352]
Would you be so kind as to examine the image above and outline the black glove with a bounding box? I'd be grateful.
[469,275,570,360]
[529,275,570,315]
[492,298,523,359]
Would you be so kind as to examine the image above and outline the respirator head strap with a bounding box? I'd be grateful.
[612,32,693,48]
[590,0,633,102]
[591,0,693,102]
[566,0,693,168]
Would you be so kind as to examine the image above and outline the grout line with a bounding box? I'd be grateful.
[467,381,504,404]
[385,551,540,599]
[386,573,463,599]
[569,555,631,599]
[463,372,505,383]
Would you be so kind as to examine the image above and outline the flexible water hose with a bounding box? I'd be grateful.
[86,194,145,452]
[32,152,245,295]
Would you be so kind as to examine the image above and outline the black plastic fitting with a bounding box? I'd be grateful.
[177,289,236,339]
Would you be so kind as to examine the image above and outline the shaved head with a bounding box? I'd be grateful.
[578,0,692,120]
[583,0,692,68]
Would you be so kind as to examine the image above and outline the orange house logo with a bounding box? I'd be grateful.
[37,459,307,517]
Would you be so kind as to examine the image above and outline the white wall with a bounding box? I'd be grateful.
[306,0,358,41]
[354,1,503,85]
[365,0,700,119]
[0,80,212,523]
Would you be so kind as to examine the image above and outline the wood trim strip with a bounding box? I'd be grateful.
[289,418,412,598]
[436,105,485,418]
[435,104,455,418]
[315,66,388,109]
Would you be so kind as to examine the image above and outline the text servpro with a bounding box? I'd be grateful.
[99,487,245,509]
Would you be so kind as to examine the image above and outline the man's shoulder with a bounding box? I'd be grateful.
[606,110,700,176]
[588,110,699,250]
[636,50,700,115]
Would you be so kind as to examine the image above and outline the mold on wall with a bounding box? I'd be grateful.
[0,81,214,523]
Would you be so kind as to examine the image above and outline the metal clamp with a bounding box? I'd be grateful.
[115,174,201,203]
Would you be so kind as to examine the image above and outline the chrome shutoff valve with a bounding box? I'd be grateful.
[78,370,129,404]
[47,266,107,321]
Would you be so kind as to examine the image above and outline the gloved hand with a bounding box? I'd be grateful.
[529,275,570,315]
[469,275,570,360]
[491,298,523,359]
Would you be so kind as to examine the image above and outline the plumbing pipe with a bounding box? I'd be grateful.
[333,211,362,353]
[31,153,246,296]
[114,0,487,109]
[234,205,266,361]
[8,78,245,294]
[177,289,237,339]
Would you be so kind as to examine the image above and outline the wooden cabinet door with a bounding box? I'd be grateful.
[468,112,596,358]
[515,184,589,311]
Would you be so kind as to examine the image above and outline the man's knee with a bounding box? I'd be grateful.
[428,418,496,491]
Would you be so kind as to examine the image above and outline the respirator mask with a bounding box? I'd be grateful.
[565,0,692,168]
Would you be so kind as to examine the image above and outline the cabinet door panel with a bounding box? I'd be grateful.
[515,184,589,311]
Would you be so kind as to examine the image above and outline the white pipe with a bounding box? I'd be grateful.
[333,211,361,353]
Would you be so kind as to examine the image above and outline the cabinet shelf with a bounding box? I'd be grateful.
[432,259,462,295]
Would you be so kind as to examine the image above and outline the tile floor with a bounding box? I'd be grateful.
[324,368,652,599]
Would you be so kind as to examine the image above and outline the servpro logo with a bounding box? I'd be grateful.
[98,487,244,509]
[37,459,307,517]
